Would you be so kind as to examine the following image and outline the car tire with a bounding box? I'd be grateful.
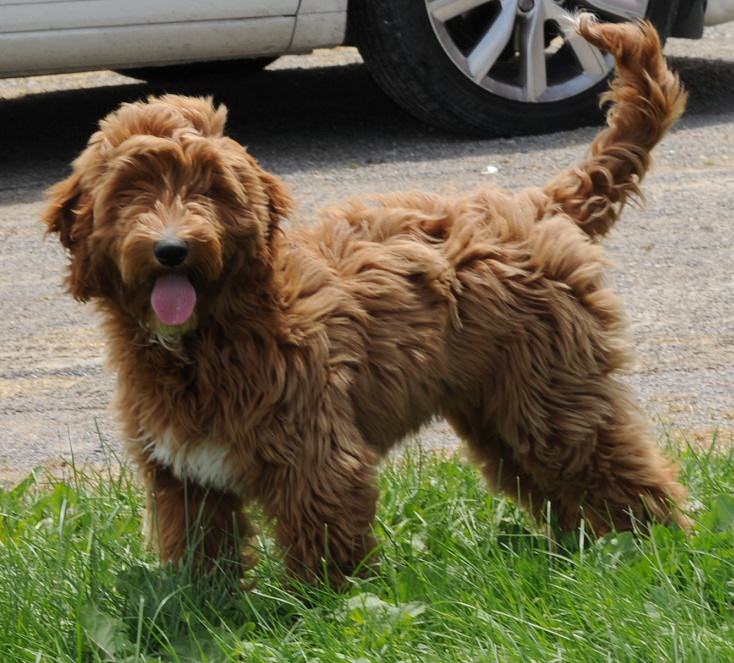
[120,57,277,84]
[350,0,677,135]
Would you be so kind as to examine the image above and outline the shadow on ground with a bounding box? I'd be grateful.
[0,53,732,203]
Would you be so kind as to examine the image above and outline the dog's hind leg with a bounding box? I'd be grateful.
[449,381,687,536]
[144,463,255,573]
[535,377,690,535]
[447,214,688,535]
[446,408,549,522]
[467,373,688,536]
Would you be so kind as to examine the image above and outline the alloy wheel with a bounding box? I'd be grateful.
[425,0,649,102]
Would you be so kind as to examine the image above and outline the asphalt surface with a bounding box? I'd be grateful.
[1,27,733,480]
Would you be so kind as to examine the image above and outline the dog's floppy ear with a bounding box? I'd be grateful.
[43,171,101,301]
[219,141,294,251]
[43,171,83,250]
[257,166,294,248]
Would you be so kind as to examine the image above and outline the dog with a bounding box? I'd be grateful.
[44,17,689,584]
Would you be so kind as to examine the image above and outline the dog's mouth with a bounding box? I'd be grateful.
[150,273,197,327]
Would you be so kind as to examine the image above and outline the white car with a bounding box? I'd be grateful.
[2,0,733,134]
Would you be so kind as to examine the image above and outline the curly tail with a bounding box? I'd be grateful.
[544,16,686,238]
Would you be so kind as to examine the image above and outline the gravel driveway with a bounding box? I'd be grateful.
[1,27,733,480]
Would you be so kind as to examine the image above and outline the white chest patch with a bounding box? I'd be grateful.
[146,429,241,495]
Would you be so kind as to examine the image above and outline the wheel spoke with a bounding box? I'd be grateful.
[544,0,609,77]
[566,35,608,76]
[560,32,608,77]
[466,0,519,82]
[519,6,547,101]
[427,0,496,22]
[424,0,616,104]
[580,0,649,21]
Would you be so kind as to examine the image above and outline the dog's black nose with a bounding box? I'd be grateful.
[154,238,189,267]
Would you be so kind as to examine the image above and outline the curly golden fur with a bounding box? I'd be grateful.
[44,18,688,584]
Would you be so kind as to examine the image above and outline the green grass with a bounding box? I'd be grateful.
[1,438,734,662]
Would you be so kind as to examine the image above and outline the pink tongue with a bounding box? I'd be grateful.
[151,274,196,326]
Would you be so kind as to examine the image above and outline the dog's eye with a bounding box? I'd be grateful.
[199,186,218,198]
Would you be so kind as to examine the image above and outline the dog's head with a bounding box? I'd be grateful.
[44,94,292,337]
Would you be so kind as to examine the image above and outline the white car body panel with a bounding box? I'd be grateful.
[298,0,347,12]
[0,17,296,76]
[0,0,347,77]
[291,0,347,52]
[0,0,299,32]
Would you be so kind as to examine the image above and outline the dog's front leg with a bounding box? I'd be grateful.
[258,441,380,587]
[143,463,255,575]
